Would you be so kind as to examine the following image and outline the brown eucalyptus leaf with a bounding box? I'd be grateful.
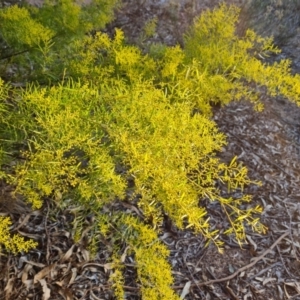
[246,234,257,251]
[80,248,90,262]
[285,281,300,293]
[58,287,74,300]
[121,246,130,263]
[262,277,276,285]
[17,230,40,240]
[104,263,114,273]
[55,279,65,287]
[254,277,264,282]
[283,283,291,298]
[4,277,14,299]
[51,230,71,238]
[39,279,51,300]
[21,264,33,283]
[34,263,56,284]
[22,259,46,268]
[68,268,77,286]
[61,245,76,262]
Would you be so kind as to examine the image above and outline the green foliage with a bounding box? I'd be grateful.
[0,78,19,172]
[1,2,300,299]
[29,0,120,37]
[0,5,54,48]
[0,0,120,81]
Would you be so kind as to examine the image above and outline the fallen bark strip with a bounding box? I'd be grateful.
[173,231,289,289]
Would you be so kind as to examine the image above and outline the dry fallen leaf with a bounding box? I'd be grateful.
[4,277,14,300]
[68,267,77,286]
[21,263,33,284]
[58,286,74,300]
[39,279,51,300]
[34,263,56,284]
[180,281,191,299]
[121,246,130,263]
[246,234,257,251]
[103,263,114,273]
[262,277,276,285]
[285,281,300,293]
[61,245,76,262]
[80,248,90,262]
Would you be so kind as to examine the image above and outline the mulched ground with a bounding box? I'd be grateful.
[1,0,300,299]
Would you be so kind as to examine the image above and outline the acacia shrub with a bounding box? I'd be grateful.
[1,3,300,299]
[183,3,300,108]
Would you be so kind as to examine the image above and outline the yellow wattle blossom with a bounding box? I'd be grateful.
[0,217,38,254]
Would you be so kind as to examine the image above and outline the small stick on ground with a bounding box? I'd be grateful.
[173,231,289,289]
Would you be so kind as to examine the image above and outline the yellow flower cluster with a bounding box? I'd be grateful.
[0,217,37,254]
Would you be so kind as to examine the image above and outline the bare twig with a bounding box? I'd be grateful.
[206,266,239,300]
[248,261,281,280]
[289,293,300,300]
[184,247,206,298]
[173,231,289,289]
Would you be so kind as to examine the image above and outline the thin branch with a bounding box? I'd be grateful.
[173,231,289,289]
[248,261,281,280]
[0,48,31,60]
